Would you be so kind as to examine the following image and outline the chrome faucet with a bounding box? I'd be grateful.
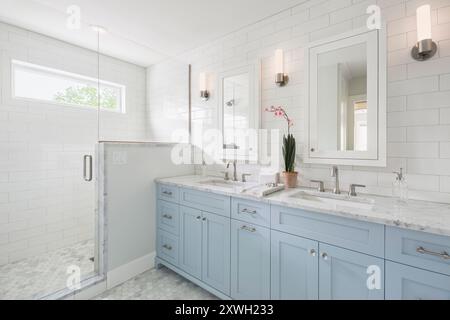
[227,160,238,182]
[331,166,341,194]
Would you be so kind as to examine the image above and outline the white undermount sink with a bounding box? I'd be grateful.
[289,190,375,210]
[198,179,247,189]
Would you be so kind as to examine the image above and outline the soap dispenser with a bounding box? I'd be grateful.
[393,168,408,202]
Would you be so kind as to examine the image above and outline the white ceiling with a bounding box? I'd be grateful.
[0,0,306,66]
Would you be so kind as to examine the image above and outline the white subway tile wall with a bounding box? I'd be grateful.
[146,60,190,142]
[170,0,450,203]
[0,22,147,265]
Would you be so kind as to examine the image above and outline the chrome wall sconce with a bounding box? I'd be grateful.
[199,72,209,101]
[275,49,288,86]
[411,5,437,61]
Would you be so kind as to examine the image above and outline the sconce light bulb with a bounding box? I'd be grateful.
[199,72,207,91]
[411,4,437,61]
[275,49,284,74]
[275,49,287,86]
[416,5,432,42]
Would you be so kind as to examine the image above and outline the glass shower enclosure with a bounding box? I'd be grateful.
[0,12,103,299]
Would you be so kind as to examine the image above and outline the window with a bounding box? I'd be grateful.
[12,60,126,113]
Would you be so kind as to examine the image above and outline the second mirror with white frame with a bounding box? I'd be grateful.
[305,27,387,167]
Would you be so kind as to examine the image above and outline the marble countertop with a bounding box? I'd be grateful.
[155,175,450,237]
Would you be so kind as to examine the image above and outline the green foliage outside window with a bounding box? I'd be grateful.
[54,86,118,110]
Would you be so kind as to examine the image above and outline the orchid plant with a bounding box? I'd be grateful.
[265,106,296,173]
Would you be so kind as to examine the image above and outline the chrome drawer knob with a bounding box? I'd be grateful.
[309,249,316,257]
[321,252,328,260]
[162,244,172,251]
[162,214,172,220]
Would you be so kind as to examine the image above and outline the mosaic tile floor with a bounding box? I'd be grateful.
[95,266,218,300]
[0,239,95,300]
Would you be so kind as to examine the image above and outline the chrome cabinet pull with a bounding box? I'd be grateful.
[196,216,201,220]
[240,225,256,233]
[162,190,173,196]
[83,155,93,182]
[162,244,172,251]
[241,208,257,215]
[416,246,450,260]
[162,214,173,220]
[309,249,317,257]
[202,217,207,221]
[321,252,328,260]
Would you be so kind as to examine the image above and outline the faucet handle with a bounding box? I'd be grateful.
[241,173,252,183]
[310,180,325,192]
[349,184,366,197]
[221,171,230,181]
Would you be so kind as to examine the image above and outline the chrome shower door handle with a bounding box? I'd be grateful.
[83,155,93,182]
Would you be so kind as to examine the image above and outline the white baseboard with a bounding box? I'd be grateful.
[106,251,156,290]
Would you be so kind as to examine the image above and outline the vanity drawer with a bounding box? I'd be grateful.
[386,227,450,276]
[271,205,384,257]
[157,200,180,236]
[386,261,450,300]
[157,229,179,267]
[231,198,270,227]
[180,188,230,217]
[157,184,179,203]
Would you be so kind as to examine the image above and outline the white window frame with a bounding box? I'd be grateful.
[11,60,126,113]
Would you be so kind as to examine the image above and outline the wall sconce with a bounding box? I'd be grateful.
[275,49,288,86]
[411,4,437,61]
[199,72,209,101]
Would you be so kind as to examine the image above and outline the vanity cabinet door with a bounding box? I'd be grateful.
[202,211,231,295]
[386,261,450,300]
[179,206,202,279]
[319,243,384,300]
[231,220,270,300]
[271,230,319,300]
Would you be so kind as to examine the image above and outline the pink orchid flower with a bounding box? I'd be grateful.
[265,106,294,133]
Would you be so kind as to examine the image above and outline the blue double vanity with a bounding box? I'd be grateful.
[155,176,450,300]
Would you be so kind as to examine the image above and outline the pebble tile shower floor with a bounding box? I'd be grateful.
[1,239,216,300]
[0,240,95,300]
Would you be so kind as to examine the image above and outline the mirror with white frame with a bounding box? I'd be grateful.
[305,27,386,167]
[218,63,260,162]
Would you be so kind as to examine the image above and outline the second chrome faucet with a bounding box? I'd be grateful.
[225,160,252,183]
[226,160,238,182]
[311,165,366,196]
[331,165,340,194]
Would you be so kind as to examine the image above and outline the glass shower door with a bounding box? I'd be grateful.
[0,14,101,299]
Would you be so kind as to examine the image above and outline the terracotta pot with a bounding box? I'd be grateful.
[282,171,298,189]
